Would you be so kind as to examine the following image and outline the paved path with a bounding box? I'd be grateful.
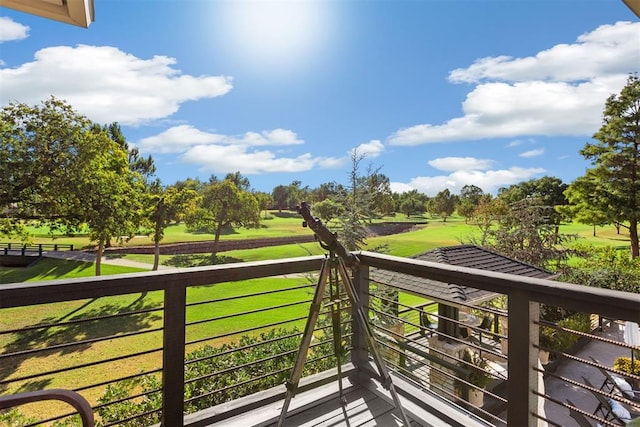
[543,321,633,426]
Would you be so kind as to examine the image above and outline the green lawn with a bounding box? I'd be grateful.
[0,258,145,284]
[3,211,312,249]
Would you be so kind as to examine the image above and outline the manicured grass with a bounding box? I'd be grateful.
[0,258,145,284]
[0,276,311,419]
[3,211,312,249]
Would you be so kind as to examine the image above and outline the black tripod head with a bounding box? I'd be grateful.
[296,202,358,267]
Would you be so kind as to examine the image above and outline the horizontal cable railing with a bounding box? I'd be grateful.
[357,250,640,427]
[0,256,327,425]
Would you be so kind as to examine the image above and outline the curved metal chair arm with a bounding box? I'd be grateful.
[0,389,94,427]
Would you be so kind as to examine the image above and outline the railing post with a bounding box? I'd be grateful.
[162,283,186,426]
[507,289,541,426]
[352,264,370,370]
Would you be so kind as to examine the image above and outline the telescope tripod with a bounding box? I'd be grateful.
[276,251,411,426]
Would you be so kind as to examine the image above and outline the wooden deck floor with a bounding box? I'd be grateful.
[204,377,422,426]
[186,363,493,427]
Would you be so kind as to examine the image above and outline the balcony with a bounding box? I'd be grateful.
[1,251,639,426]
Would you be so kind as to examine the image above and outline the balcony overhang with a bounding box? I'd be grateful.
[0,0,95,28]
[623,0,640,18]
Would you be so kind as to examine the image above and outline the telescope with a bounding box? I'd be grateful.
[296,202,358,266]
[280,202,410,426]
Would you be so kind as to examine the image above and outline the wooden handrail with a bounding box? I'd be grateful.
[0,389,94,426]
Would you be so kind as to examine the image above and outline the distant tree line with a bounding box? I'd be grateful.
[1,74,638,273]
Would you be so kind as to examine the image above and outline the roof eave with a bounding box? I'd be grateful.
[0,0,95,28]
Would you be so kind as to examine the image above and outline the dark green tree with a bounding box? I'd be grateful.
[429,189,457,222]
[399,197,425,218]
[559,171,610,237]
[457,185,485,223]
[577,74,640,258]
[271,184,291,211]
[224,171,251,191]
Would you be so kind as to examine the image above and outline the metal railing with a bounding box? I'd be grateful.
[1,252,639,426]
[0,242,74,256]
[356,251,640,426]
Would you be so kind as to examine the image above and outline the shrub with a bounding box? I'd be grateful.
[540,312,591,356]
[96,326,339,425]
[461,349,491,389]
[613,356,640,376]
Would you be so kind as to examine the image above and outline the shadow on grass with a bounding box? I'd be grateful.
[0,258,94,285]
[0,292,162,394]
[184,225,239,236]
[271,211,299,219]
[163,254,243,268]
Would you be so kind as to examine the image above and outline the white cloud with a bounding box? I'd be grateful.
[388,21,640,146]
[0,17,28,43]
[137,125,304,154]
[507,138,536,148]
[428,157,493,172]
[180,144,341,174]
[448,22,639,84]
[138,124,339,174]
[350,139,385,158]
[393,167,545,196]
[241,129,304,146]
[389,182,415,194]
[0,45,233,125]
[519,148,545,158]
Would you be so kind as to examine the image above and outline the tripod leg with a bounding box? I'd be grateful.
[336,259,412,426]
[277,257,331,427]
[328,258,347,404]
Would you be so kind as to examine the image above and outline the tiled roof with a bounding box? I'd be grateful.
[370,244,554,304]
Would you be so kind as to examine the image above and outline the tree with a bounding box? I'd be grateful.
[106,122,156,179]
[559,171,610,237]
[577,74,640,258]
[480,197,574,269]
[253,191,272,218]
[271,185,290,211]
[498,176,568,242]
[309,182,343,203]
[287,181,309,209]
[312,199,345,224]
[0,98,146,275]
[224,171,251,191]
[148,183,199,270]
[103,122,157,248]
[0,97,95,232]
[470,196,507,245]
[187,179,260,257]
[335,150,377,251]
[74,127,146,275]
[457,185,485,223]
[393,189,428,215]
[365,172,394,216]
[399,197,425,218]
[429,189,457,222]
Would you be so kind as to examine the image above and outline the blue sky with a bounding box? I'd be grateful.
[1,1,639,196]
